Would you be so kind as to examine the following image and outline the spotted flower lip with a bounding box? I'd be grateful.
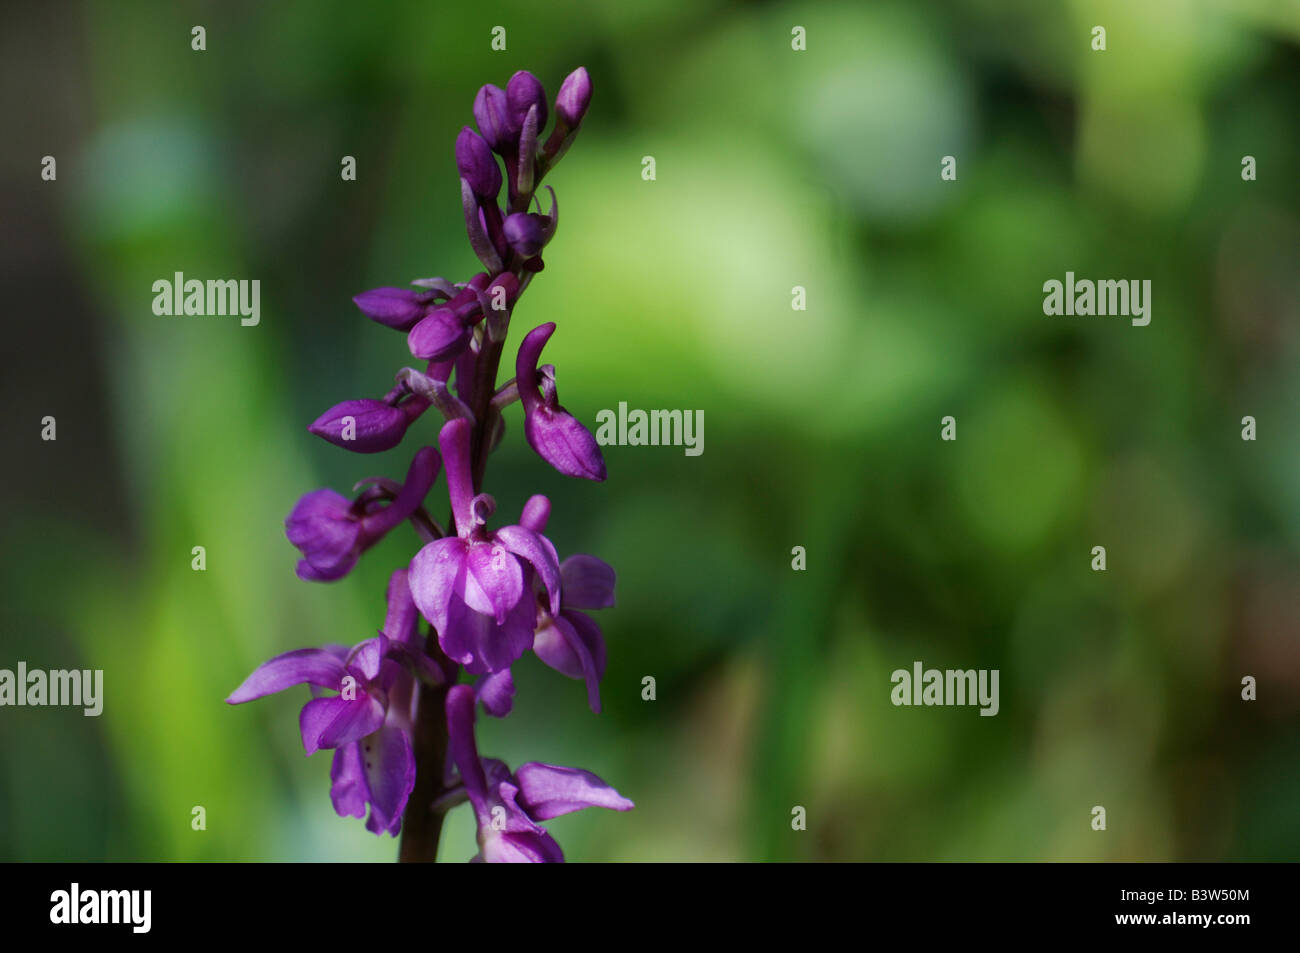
[408,419,560,674]
[516,323,607,481]
[445,685,632,862]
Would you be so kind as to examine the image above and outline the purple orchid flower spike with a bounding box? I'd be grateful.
[248,69,626,859]
[227,633,417,836]
[286,446,439,581]
[408,418,561,673]
[445,686,632,862]
[516,322,607,480]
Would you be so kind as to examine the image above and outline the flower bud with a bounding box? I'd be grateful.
[285,489,363,582]
[455,127,501,199]
[515,323,607,481]
[408,308,471,362]
[472,83,515,153]
[503,212,547,258]
[525,408,607,482]
[555,67,592,128]
[352,287,428,331]
[308,399,414,454]
[506,71,548,140]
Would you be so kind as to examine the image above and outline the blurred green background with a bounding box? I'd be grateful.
[2,0,1299,862]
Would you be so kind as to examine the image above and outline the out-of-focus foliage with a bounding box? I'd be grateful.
[2,0,1298,861]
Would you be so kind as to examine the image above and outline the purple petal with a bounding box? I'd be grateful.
[563,609,607,680]
[345,635,387,683]
[496,524,561,616]
[514,762,634,820]
[460,178,503,273]
[445,685,489,813]
[532,612,604,713]
[295,557,357,582]
[359,725,416,836]
[408,536,468,635]
[476,668,515,718]
[559,554,616,610]
[463,541,524,623]
[514,323,555,413]
[329,744,369,820]
[518,494,550,533]
[299,696,385,755]
[438,418,476,536]
[382,569,420,645]
[441,581,534,675]
[226,648,346,704]
[285,489,361,575]
[474,778,559,862]
[484,830,565,863]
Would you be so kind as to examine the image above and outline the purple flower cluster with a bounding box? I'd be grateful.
[228,68,632,861]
